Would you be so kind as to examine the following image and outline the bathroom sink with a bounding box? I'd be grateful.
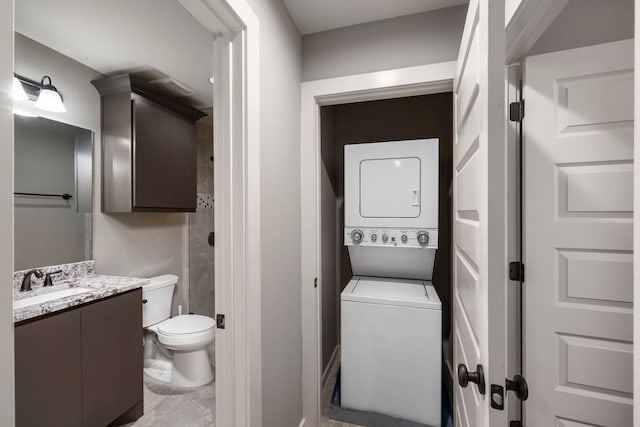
[14,287,94,310]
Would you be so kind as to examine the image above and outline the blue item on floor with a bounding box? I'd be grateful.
[329,369,448,427]
[441,383,453,427]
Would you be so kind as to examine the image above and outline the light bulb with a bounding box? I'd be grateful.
[13,77,28,101]
[35,88,66,113]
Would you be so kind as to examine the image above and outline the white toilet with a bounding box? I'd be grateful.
[142,274,215,388]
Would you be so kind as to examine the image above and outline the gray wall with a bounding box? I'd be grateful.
[245,0,302,425]
[0,0,14,423]
[14,34,101,135]
[14,34,190,315]
[529,0,634,56]
[302,6,467,81]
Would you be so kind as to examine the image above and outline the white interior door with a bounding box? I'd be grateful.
[524,39,634,426]
[453,0,508,426]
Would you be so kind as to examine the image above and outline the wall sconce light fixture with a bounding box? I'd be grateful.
[35,76,66,112]
[13,74,66,113]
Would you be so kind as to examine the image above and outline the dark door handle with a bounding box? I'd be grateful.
[506,374,528,401]
[458,363,485,395]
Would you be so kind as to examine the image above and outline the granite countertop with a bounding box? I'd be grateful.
[14,262,149,323]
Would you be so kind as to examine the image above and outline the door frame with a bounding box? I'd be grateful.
[505,63,522,423]
[179,1,262,426]
[0,0,14,424]
[1,0,261,425]
[636,2,640,423]
[300,61,456,427]
[505,0,569,63]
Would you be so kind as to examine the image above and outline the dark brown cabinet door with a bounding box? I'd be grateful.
[169,113,197,209]
[81,290,143,427]
[15,309,82,427]
[133,96,196,210]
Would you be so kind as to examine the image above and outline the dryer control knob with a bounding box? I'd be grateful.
[350,230,364,244]
[401,235,408,243]
[417,231,430,247]
[382,234,389,243]
[371,233,378,242]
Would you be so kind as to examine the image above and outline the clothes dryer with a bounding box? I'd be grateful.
[344,139,439,280]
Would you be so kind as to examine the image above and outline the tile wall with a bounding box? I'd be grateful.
[188,114,214,317]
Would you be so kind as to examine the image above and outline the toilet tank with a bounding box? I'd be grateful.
[142,274,178,327]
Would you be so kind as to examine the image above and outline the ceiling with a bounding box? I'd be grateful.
[282,0,469,35]
[14,0,469,107]
[15,0,215,108]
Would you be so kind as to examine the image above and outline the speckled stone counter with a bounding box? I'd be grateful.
[14,260,149,323]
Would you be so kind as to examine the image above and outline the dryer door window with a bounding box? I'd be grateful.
[360,157,421,218]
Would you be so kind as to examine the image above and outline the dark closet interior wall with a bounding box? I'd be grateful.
[320,93,454,373]
[320,107,340,371]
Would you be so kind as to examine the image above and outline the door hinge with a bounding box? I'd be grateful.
[509,261,524,282]
[208,232,215,247]
[216,313,225,329]
[509,100,525,122]
[314,277,318,288]
[510,422,522,427]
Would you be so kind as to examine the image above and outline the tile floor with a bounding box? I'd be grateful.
[120,358,358,427]
[121,376,215,427]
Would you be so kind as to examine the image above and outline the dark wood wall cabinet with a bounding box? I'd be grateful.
[15,289,143,427]
[92,74,206,213]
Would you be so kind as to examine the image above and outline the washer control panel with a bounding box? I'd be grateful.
[345,227,438,249]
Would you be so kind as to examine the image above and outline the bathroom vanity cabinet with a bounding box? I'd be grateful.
[15,289,143,427]
[92,74,205,213]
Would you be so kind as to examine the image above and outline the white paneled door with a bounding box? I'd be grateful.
[452,0,508,426]
[524,39,634,426]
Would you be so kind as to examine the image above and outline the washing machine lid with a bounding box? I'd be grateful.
[158,314,215,335]
[341,276,441,310]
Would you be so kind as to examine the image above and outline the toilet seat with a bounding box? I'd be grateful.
[148,314,215,351]
[158,314,215,335]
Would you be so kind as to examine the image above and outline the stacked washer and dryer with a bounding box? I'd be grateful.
[340,139,442,426]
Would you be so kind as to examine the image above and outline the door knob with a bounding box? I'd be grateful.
[506,374,528,401]
[458,363,485,395]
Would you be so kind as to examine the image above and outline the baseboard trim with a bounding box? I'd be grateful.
[322,345,340,388]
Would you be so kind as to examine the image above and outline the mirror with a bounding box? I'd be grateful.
[14,115,93,271]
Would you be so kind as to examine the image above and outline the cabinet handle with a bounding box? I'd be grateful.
[142,299,148,304]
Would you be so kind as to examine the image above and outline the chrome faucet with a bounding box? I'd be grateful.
[20,269,43,292]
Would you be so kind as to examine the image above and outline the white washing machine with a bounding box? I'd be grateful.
[340,139,442,425]
[341,276,442,426]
